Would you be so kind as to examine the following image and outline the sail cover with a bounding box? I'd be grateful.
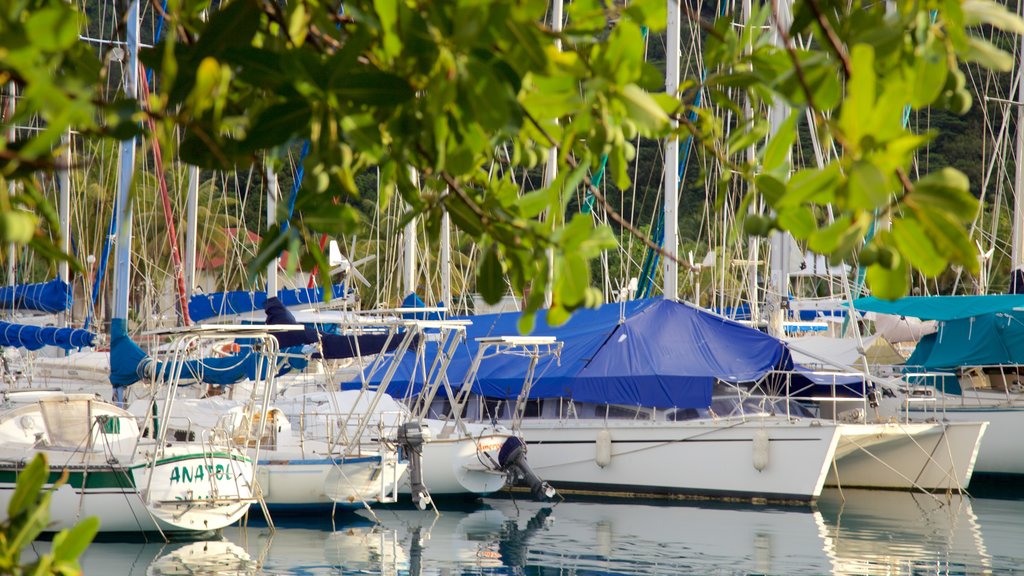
[0,279,71,313]
[188,283,348,322]
[0,322,95,350]
[109,318,276,388]
[263,296,408,359]
[354,298,796,409]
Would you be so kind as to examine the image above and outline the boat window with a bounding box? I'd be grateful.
[606,404,648,419]
[666,408,701,421]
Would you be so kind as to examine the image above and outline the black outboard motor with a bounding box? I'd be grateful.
[497,436,557,501]
[397,421,432,510]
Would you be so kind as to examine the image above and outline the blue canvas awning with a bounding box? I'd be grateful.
[0,279,72,313]
[188,284,348,322]
[354,298,798,409]
[0,322,95,350]
[852,295,1024,321]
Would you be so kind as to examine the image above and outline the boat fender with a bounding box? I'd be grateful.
[752,429,770,472]
[498,436,557,501]
[595,429,612,468]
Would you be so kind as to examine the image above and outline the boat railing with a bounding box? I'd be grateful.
[295,408,408,458]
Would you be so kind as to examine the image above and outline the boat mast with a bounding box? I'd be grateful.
[58,130,71,327]
[403,167,417,298]
[663,0,680,302]
[743,0,759,325]
[766,0,793,337]
[543,0,563,309]
[6,83,16,288]
[184,166,198,299]
[440,199,451,311]
[111,0,139,324]
[1011,17,1024,293]
[266,161,279,299]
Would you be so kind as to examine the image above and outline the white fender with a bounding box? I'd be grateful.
[752,429,770,472]
[595,429,612,468]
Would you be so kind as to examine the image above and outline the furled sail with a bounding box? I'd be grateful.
[0,279,71,313]
[188,284,348,322]
[0,322,95,350]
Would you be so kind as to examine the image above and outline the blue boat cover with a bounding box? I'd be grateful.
[0,279,72,313]
[852,295,1024,321]
[353,298,797,409]
[264,297,409,359]
[109,318,290,388]
[188,284,348,322]
[0,322,95,350]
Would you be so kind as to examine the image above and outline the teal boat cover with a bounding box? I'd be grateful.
[852,295,1024,321]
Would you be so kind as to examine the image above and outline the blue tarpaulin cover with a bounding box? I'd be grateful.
[0,279,71,313]
[0,322,95,350]
[852,295,1024,321]
[263,297,406,359]
[353,298,797,409]
[188,284,348,322]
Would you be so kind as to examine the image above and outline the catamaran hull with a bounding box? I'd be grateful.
[0,452,253,533]
[905,405,1024,475]
[827,421,986,490]
[512,418,842,501]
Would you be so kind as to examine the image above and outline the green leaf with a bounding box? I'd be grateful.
[478,245,505,304]
[839,44,876,148]
[865,258,909,300]
[909,41,948,108]
[547,303,570,326]
[847,160,889,210]
[624,0,668,30]
[557,253,589,307]
[244,100,313,151]
[755,174,786,205]
[0,211,40,245]
[777,206,816,239]
[910,168,977,218]
[778,164,841,208]
[761,114,796,174]
[51,516,99,564]
[617,84,669,134]
[336,73,415,106]
[961,37,1014,72]
[961,0,1024,33]
[890,218,946,277]
[8,454,48,518]
[807,216,852,254]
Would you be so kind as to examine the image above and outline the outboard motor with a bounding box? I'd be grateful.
[397,421,432,510]
[497,436,556,501]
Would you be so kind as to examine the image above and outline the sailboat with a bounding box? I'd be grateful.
[4,0,258,534]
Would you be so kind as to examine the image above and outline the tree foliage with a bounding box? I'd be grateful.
[0,0,1021,327]
[0,454,99,576]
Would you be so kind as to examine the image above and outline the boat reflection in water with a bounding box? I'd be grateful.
[70,489,1016,575]
[817,489,986,575]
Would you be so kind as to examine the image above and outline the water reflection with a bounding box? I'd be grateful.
[68,490,1024,575]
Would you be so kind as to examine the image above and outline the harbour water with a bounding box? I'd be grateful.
[26,485,1024,575]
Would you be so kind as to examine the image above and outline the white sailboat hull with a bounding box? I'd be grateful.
[827,421,987,490]
[0,449,253,533]
[511,417,842,501]
[906,405,1024,475]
